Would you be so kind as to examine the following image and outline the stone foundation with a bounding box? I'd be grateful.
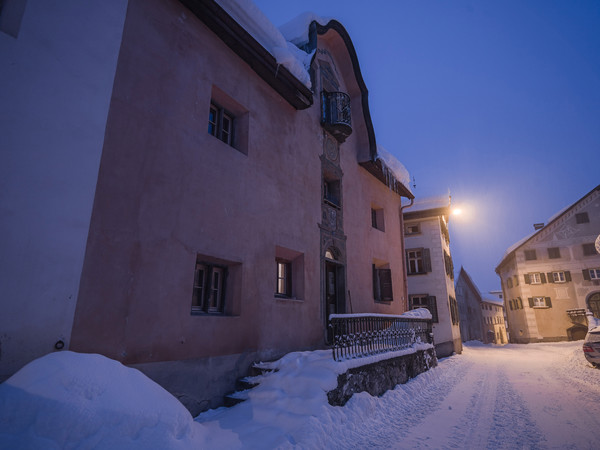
[327,348,437,406]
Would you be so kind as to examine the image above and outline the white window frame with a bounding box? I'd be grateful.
[533,297,547,308]
[590,269,600,280]
[529,272,542,284]
[407,249,423,274]
[552,271,566,283]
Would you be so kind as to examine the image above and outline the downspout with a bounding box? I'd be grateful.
[400,197,415,312]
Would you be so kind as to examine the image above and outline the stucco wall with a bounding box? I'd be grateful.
[0,0,128,380]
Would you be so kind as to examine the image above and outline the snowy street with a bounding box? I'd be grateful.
[2,341,599,449]
[304,342,600,449]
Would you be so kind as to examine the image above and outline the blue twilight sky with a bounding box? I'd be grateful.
[254,0,600,293]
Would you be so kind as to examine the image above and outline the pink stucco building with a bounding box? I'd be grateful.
[2,0,415,414]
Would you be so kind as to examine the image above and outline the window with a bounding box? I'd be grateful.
[410,294,438,322]
[584,268,600,281]
[405,223,420,235]
[514,275,519,286]
[524,250,537,261]
[373,264,393,302]
[276,259,292,297]
[525,272,546,284]
[323,177,341,207]
[192,262,227,314]
[549,271,571,283]
[576,212,590,224]
[449,296,459,325]
[371,207,385,231]
[208,102,234,146]
[583,243,597,256]
[507,277,513,288]
[548,247,561,259]
[529,296,552,308]
[406,248,431,275]
[444,250,454,280]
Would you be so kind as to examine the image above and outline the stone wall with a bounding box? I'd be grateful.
[327,348,437,406]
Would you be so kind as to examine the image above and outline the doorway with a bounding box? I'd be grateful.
[324,248,345,343]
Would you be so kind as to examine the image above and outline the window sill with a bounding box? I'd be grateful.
[275,295,304,302]
[407,272,428,276]
[190,311,238,317]
[532,306,550,309]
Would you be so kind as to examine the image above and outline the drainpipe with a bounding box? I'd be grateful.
[400,198,415,312]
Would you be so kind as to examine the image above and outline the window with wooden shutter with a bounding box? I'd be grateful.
[423,248,432,273]
[583,243,597,256]
[373,266,393,302]
[575,212,589,224]
[524,274,531,284]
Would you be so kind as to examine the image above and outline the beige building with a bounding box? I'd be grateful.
[496,185,600,343]
[404,196,462,357]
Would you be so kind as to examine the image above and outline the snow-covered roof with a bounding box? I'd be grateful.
[216,1,328,88]
[279,12,333,47]
[482,292,504,307]
[375,146,412,196]
[407,195,450,213]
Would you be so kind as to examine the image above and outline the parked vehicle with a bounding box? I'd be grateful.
[583,326,600,367]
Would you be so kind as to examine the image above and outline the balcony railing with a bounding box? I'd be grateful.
[321,91,352,142]
[329,313,433,362]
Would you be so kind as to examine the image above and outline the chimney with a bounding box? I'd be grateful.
[533,223,544,231]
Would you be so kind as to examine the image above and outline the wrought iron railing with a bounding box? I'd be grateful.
[321,91,352,141]
[329,314,433,362]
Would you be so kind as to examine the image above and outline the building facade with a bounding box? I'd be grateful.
[496,185,600,343]
[403,197,462,357]
[1,0,415,414]
[456,268,506,344]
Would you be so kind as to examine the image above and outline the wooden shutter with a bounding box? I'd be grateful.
[546,297,552,308]
[509,300,513,310]
[565,271,572,282]
[583,269,591,281]
[372,264,379,301]
[540,273,547,284]
[524,274,531,284]
[547,272,554,283]
[423,248,432,273]
[528,297,534,308]
[379,269,393,301]
[427,296,438,323]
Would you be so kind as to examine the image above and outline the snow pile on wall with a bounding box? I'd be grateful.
[0,351,206,449]
[216,0,328,88]
[376,145,413,195]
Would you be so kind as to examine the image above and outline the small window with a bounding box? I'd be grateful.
[373,264,393,302]
[575,212,590,224]
[530,296,552,308]
[323,177,341,207]
[548,247,561,259]
[208,102,235,146]
[192,261,227,314]
[410,294,438,323]
[524,249,537,261]
[583,243,597,256]
[371,207,385,231]
[275,259,292,297]
[404,223,420,235]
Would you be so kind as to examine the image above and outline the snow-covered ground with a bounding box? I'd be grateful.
[2,342,599,449]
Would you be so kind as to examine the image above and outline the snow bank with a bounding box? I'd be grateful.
[376,145,413,195]
[216,0,320,87]
[0,351,206,449]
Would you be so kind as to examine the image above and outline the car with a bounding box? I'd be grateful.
[583,326,600,367]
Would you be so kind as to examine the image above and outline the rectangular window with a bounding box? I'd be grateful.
[583,243,597,256]
[576,212,590,224]
[371,207,385,231]
[404,223,420,235]
[589,269,600,280]
[449,296,459,325]
[406,248,431,275]
[507,277,513,288]
[524,249,537,261]
[530,273,541,284]
[530,296,552,308]
[552,272,565,283]
[444,250,454,280]
[410,294,438,323]
[323,177,341,207]
[192,261,227,314]
[208,102,234,146]
[373,264,393,302]
[548,247,561,259]
[276,259,292,297]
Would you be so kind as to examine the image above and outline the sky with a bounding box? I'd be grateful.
[254,0,600,292]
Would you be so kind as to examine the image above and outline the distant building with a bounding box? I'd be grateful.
[456,268,506,344]
[403,196,462,357]
[496,185,600,343]
[0,0,416,414]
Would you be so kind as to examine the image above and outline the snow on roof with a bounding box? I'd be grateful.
[375,146,413,195]
[407,195,450,213]
[482,292,504,307]
[216,0,325,88]
[279,11,332,47]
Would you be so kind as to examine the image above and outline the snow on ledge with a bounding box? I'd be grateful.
[216,0,325,88]
[375,145,413,195]
[330,307,432,321]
